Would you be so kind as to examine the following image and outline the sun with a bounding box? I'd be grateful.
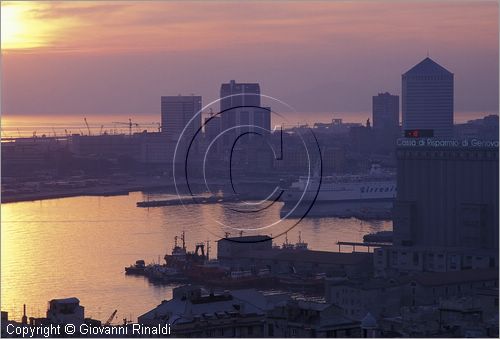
[1,1,61,51]
[2,2,32,50]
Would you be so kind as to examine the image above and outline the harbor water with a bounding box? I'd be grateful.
[1,191,391,323]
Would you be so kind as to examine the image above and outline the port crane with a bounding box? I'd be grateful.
[111,119,162,135]
[104,309,118,326]
[112,118,139,136]
[84,117,92,136]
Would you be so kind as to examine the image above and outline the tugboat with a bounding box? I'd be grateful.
[144,264,188,284]
[281,232,309,251]
[164,231,208,270]
[294,232,308,250]
[363,230,393,243]
[125,260,146,275]
[125,232,210,284]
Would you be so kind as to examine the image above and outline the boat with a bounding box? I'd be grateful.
[280,164,396,219]
[280,232,309,251]
[363,230,393,243]
[125,260,146,275]
[125,232,209,284]
[163,232,208,270]
[144,264,188,284]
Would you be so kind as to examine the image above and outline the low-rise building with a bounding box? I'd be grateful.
[374,245,497,276]
[325,269,498,322]
[325,277,405,320]
[267,299,361,337]
[401,268,498,307]
[46,298,85,327]
[220,249,373,278]
[138,286,286,337]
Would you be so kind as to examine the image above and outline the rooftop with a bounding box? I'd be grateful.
[218,235,272,244]
[139,288,288,324]
[403,57,453,76]
[411,269,498,287]
[232,249,372,265]
[49,297,80,305]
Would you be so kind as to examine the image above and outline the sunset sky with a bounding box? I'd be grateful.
[1,1,498,118]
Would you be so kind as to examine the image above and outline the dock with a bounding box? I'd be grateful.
[137,196,242,207]
[336,241,392,253]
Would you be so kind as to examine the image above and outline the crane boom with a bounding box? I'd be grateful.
[111,118,139,136]
[84,117,91,136]
[104,309,117,326]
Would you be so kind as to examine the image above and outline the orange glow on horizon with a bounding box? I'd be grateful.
[1,1,78,51]
[0,1,496,55]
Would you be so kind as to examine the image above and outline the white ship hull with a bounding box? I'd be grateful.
[280,165,396,219]
[280,200,394,219]
[281,180,396,203]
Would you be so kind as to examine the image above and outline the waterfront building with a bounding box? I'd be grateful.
[219,80,271,137]
[374,142,499,276]
[267,300,361,337]
[138,286,284,337]
[372,92,400,152]
[326,277,405,320]
[217,235,273,259]
[402,269,498,307]
[216,80,272,171]
[373,92,399,132]
[46,298,85,327]
[379,292,499,337]
[219,246,373,278]
[402,57,454,138]
[1,137,68,177]
[326,268,498,322]
[161,95,202,141]
[139,285,364,338]
[70,134,141,159]
[348,120,374,154]
[454,114,499,140]
[220,80,260,111]
[395,143,499,249]
[203,113,223,158]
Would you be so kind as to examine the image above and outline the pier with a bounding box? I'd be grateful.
[336,241,392,253]
[137,196,242,207]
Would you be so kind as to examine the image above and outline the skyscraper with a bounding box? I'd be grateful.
[161,95,202,140]
[220,80,261,112]
[219,80,271,133]
[402,57,454,138]
[217,80,272,171]
[372,92,399,131]
[372,92,399,152]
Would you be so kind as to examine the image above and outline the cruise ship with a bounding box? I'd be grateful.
[280,164,396,219]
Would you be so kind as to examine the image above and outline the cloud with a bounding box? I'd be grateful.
[3,1,495,54]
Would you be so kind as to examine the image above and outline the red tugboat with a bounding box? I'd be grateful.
[164,231,207,270]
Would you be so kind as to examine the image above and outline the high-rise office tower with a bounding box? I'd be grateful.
[373,92,399,131]
[219,80,271,133]
[217,80,272,172]
[402,57,454,138]
[161,95,202,140]
[372,92,400,152]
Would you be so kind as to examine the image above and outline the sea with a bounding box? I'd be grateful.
[1,192,391,323]
[0,111,493,138]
